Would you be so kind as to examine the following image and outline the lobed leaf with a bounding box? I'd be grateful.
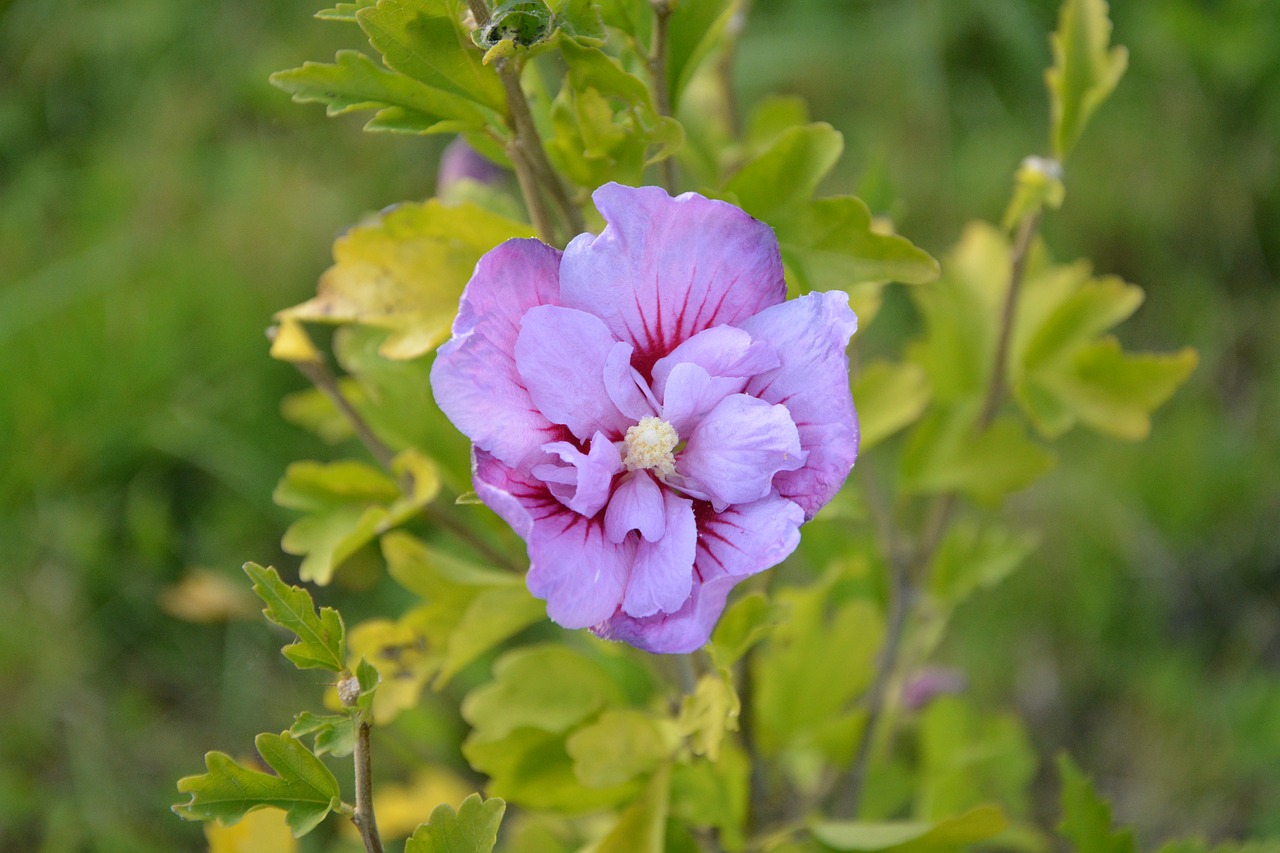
[1046,0,1128,160]
[173,732,343,838]
[276,199,532,361]
[677,670,741,762]
[290,711,356,757]
[405,793,506,853]
[269,50,491,134]
[566,709,672,788]
[724,123,843,221]
[357,0,506,113]
[1057,754,1138,853]
[243,563,346,672]
[594,765,671,853]
[274,452,442,585]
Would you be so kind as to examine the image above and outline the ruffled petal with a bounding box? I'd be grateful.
[650,325,779,400]
[678,394,805,511]
[473,448,632,630]
[515,305,632,441]
[622,490,696,618]
[531,433,622,517]
[604,470,665,544]
[737,291,859,519]
[659,362,735,438]
[604,342,658,422]
[431,239,565,468]
[559,184,786,369]
[595,494,804,653]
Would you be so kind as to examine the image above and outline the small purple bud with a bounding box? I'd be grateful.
[901,666,967,711]
[437,137,506,193]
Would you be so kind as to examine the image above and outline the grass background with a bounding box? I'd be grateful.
[1,0,1276,849]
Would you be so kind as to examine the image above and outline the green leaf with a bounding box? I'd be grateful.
[463,727,639,812]
[290,711,356,757]
[1057,754,1138,853]
[1001,156,1066,230]
[665,0,739,110]
[1046,0,1128,160]
[276,199,533,360]
[173,732,343,837]
[269,50,491,134]
[566,709,672,788]
[708,591,777,668]
[917,697,1037,822]
[406,793,506,853]
[670,741,750,851]
[357,0,506,113]
[724,123,843,221]
[899,408,1056,505]
[316,1,377,22]
[347,609,437,723]
[1032,338,1198,441]
[928,522,1039,607]
[752,574,883,761]
[775,196,939,323]
[462,644,626,741]
[594,765,671,853]
[274,452,442,584]
[243,563,345,672]
[853,360,932,451]
[677,669,741,762]
[811,805,1008,852]
[382,531,544,688]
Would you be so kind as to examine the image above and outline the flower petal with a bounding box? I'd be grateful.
[474,448,632,630]
[678,394,805,511]
[604,342,658,422]
[650,325,779,401]
[431,239,565,468]
[515,305,631,441]
[737,291,860,518]
[559,183,786,370]
[595,494,804,653]
[604,470,665,544]
[622,490,696,618]
[531,433,622,517]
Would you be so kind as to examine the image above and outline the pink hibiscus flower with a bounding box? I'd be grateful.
[430,183,859,653]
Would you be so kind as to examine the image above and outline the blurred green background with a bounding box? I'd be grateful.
[1,0,1276,850]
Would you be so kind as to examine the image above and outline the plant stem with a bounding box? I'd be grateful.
[351,720,384,853]
[647,0,678,193]
[499,58,586,244]
[292,356,522,574]
[294,357,396,471]
[979,209,1042,428]
[833,206,1046,818]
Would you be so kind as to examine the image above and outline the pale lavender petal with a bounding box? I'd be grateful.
[559,183,786,369]
[659,362,736,437]
[678,394,805,511]
[622,490,696,618]
[515,305,630,441]
[604,342,657,422]
[604,470,665,544]
[650,325,779,400]
[473,449,632,630]
[737,291,859,519]
[531,433,622,517]
[431,240,565,468]
[595,494,804,653]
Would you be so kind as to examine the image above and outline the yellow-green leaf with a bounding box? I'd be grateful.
[566,710,672,789]
[811,805,1008,852]
[677,670,741,762]
[853,360,932,450]
[1046,0,1128,160]
[405,793,506,853]
[594,765,671,853]
[276,200,532,360]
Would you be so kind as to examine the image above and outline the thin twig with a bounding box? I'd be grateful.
[294,358,396,470]
[293,357,522,573]
[351,721,384,853]
[980,209,1042,429]
[647,0,678,193]
[832,206,1047,818]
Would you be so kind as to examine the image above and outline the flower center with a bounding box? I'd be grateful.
[622,416,679,478]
